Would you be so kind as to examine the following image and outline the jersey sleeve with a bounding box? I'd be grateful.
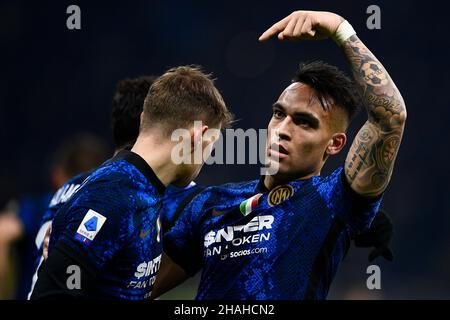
[319,167,383,235]
[31,178,132,300]
[51,179,132,272]
[36,201,63,251]
[163,190,209,277]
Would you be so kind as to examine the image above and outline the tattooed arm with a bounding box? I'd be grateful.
[259,10,407,197]
[342,36,406,197]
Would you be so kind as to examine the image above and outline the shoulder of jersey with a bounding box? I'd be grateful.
[87,160,138,185]
[311,166,342,187]
[210,180,259,194]
[198,180,259,209]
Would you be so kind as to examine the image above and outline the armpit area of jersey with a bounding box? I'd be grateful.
[30,241,98,300]
[338,169,383,233]
[163,236,202,277]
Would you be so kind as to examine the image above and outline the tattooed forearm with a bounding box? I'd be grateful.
[342,35,407,126]
[342,35,406,196]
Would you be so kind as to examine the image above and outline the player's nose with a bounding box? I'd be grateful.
[276,118,292,141]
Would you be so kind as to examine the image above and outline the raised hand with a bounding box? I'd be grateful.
[259,10,344,42]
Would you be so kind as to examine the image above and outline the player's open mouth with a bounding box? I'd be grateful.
[269,143,289,159]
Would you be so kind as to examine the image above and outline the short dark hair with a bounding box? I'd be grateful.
[111,75,157,149]
[141,65,233,134]
[292,61,361,122]
[52,133,109,178]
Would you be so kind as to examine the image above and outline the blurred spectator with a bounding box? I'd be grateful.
[0,133,108,299]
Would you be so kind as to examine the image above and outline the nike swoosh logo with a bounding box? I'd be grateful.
[140,228,151,238]
[212,208,228,217]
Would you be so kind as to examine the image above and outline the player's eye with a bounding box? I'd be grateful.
[273,110,285,119]
[293,116,318,129]
[297,119,311,127]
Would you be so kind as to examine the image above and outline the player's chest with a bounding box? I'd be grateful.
[201,184,334,261]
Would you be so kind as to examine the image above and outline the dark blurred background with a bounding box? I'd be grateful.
[1,0,449,299]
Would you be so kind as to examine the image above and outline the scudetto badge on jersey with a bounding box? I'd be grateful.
[75,209,107,245]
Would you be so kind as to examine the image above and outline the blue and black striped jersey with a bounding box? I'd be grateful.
[164,167,382,300]
[31,150,165,300]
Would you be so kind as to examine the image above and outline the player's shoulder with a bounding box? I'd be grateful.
[72,157,162,219]
[85,159,142,192]
[204,179,257,195]
[310,166,353,206]
[63,163,136,215]
[313,166,344,187]
[163,182,200,200]
[91,151,163,195]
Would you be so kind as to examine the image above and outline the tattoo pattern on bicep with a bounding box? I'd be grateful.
[345,122,403,197]
[342,35,406,196]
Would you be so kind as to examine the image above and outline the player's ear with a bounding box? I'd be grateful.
[201,125,222,161]
[201,124,209,137]
[326,132,347,156]
[190,121,209,153]
[140,112,144,127]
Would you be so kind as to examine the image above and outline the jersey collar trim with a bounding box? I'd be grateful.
[113,149,166,195]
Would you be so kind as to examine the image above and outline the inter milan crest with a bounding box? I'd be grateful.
[267,184,294,206]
